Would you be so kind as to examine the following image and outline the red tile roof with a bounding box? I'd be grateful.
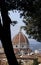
[12,32,29,45]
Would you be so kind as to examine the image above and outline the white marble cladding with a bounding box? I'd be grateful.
[13,43,29,49]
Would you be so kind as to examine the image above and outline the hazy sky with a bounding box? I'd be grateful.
[8,10,25,39]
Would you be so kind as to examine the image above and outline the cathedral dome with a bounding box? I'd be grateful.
[12,32,29,45]
[12,32,30,54]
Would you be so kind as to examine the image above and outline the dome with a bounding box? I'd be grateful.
[12,32,29,45]
[12,32,30,54]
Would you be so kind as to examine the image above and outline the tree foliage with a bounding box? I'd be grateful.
[33,58,39,65]
[22,15,41,42]
[19,0,41,42]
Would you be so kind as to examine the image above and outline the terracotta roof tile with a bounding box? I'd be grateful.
[12,32,29,45]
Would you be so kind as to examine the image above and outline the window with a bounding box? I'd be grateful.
[22,45,24,47]
[16,45,18,47]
